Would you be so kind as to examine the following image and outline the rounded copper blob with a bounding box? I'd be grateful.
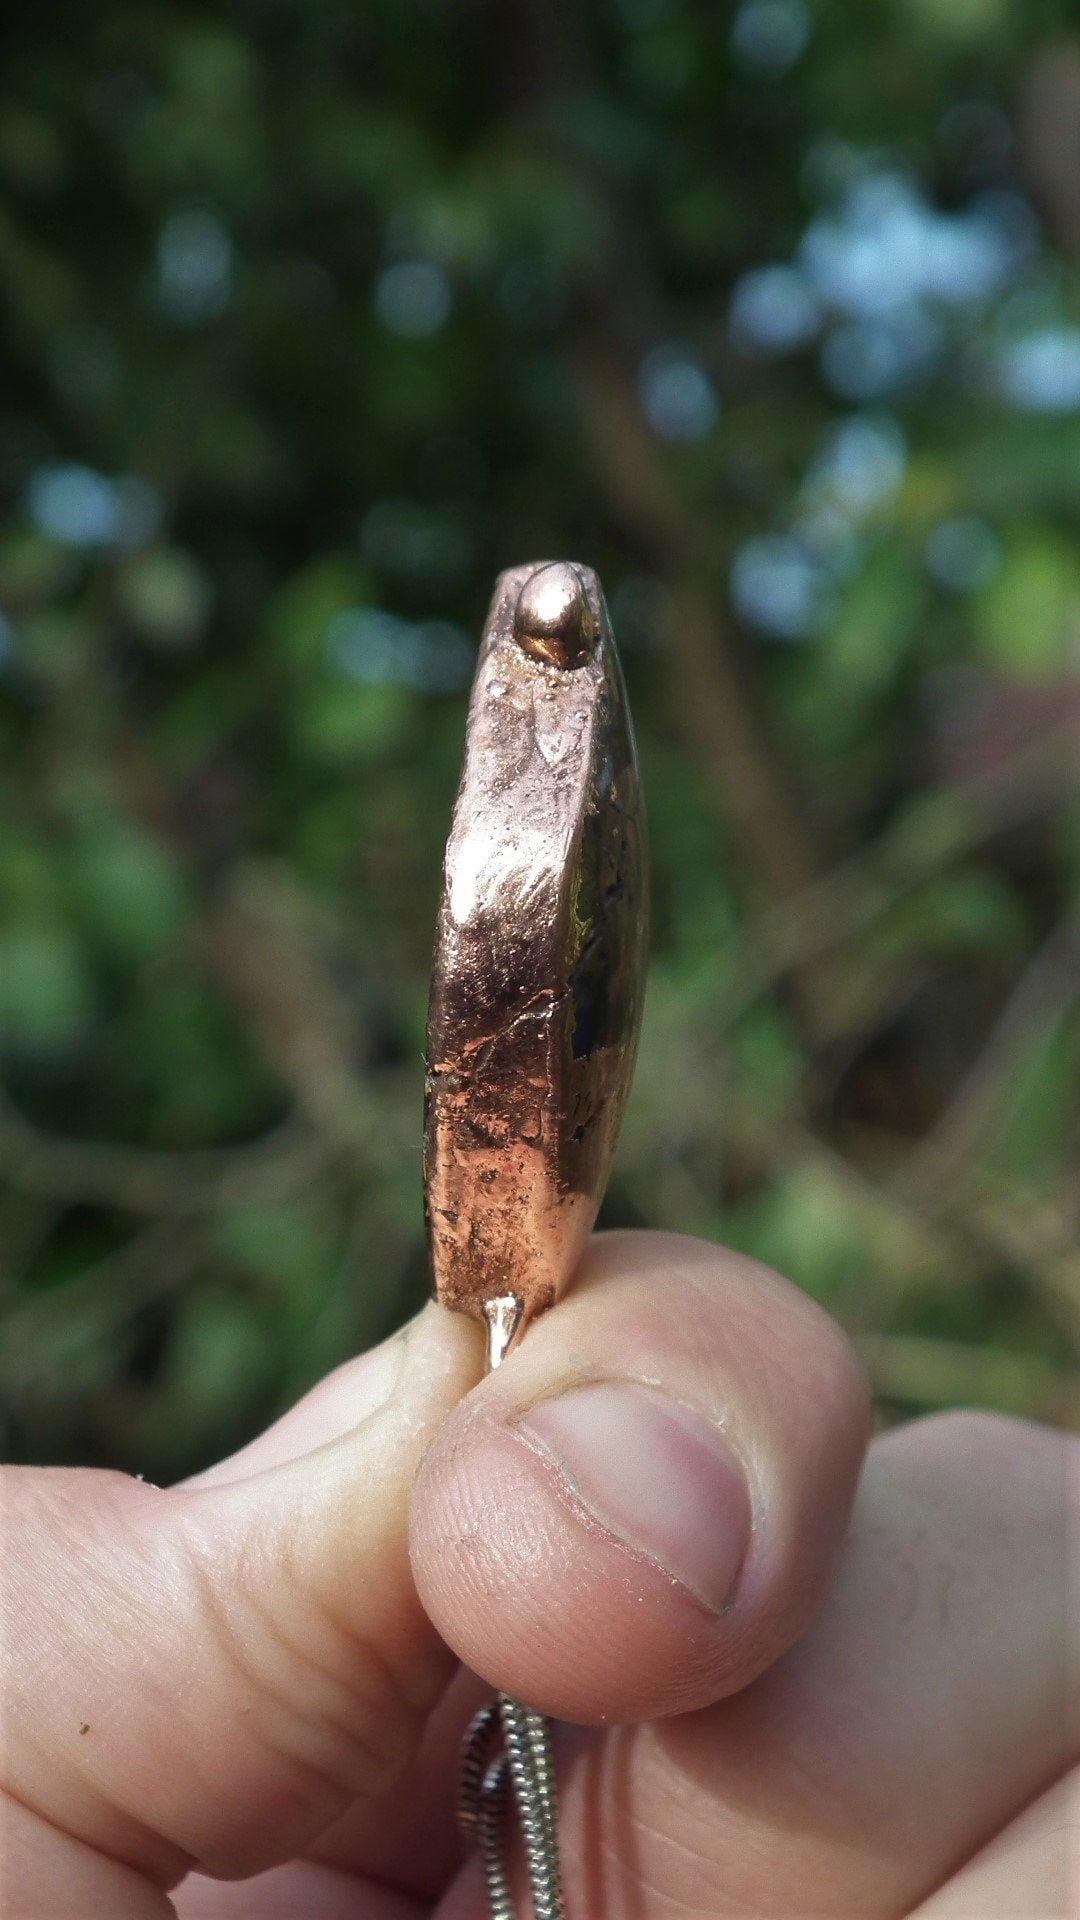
[513,561,595,669]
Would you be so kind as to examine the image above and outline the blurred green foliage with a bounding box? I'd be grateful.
[1,0,1077,1479]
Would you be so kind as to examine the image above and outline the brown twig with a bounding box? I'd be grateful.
[1019,40,1080,259]
[946,1177,1080,1348]
[571,330,823,911]
[202,863,391,1164]
[712,720,1076,1035]
[0,1091,322,1216]
[903,904,1080,1199]
[0,1219,206,1391]
[475,1,828,981]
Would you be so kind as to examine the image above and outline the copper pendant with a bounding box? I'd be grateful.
[424,560,649,1352]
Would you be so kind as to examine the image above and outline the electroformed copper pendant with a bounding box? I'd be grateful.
[424,559,648,1919]
[424,560,648,1369]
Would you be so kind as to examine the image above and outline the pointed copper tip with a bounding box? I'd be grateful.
[512,561,594,670]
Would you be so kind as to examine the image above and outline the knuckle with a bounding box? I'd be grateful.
[174,1501,426,1804]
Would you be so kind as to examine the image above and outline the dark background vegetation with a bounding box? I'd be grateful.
[1,0,1078,1480]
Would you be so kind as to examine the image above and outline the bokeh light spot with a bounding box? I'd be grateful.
[805,414,907,516]
[638,346,720,441]
[730,534,830,640]
[925,516,1002,590]
[730,264,822,353]
[157,209,233,325]
[821,310,943,400]
[998,327,1080,413]
[326,608,474,692]
[26,465,163,549]
[731,0,811,74]
[374,259,452,339]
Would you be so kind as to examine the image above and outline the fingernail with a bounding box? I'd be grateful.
[517,1382,751,1611]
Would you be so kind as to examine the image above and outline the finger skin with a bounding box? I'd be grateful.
[305,1664,491,1897]
[431,1411,1077,1919]
[0,1795,172,1920]
[410,1231,871,1722]
[184,1326,415,1490]
[0,1229,868,1910]
[907,1764,1079,1918]
[0,1304,480,1889]
[174,1860,425,1920]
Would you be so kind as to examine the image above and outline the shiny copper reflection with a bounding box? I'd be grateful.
[424,561,648,1332]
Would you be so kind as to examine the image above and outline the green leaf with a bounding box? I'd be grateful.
[898,0,1007,41]
[875,866,1026,960]
[69,822,189,962]
[267,556,373,676]
[153,1286,278,1457]
[294,677,414,764]
[213,1196,340,1293]
[984,1011,1078,1183]
[725,1168,864,1310]
[117,547,211,650]
[0,531,79,607]
[0,922,94,1049]
[730,1006,802,1127]
[824,544,925,703]
[976,531,1080,680]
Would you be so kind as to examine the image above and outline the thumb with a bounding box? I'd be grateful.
[1,1304,479,1899]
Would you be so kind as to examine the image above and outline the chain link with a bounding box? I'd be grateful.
[460,1696,565,1919]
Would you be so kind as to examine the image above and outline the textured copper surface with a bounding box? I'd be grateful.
[424,561,648,1330]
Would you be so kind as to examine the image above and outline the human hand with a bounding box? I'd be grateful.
[3,1232,1074,1917]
